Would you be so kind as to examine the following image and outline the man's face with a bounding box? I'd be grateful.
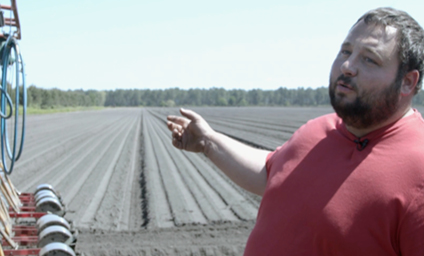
[329,20,402,129]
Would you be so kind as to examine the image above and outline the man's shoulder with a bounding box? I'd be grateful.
[397,109,424,137]
[302,113,341,130]
[410,108,424,127]
[285,113,341,145]
[310,112,340,122]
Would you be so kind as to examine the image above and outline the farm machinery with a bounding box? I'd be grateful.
[0,181,78,256]
[0,1,79,255]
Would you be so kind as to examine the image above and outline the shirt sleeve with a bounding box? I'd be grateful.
[265,145,284,179]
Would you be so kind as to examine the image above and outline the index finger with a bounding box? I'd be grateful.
[167,115,190,127]
[179,108,202,122]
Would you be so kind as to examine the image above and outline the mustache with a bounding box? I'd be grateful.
[336,74,357,90]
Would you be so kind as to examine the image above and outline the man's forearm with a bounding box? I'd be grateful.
[204,131,270,196]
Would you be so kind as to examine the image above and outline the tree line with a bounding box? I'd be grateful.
[23,85,424,108]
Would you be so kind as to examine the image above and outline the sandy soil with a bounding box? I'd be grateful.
[9,107,335,255]
[77,222,255,256]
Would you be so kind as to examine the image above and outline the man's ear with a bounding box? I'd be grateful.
[401,69,419,96]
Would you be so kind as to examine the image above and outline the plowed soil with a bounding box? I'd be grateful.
[9,106,359,255]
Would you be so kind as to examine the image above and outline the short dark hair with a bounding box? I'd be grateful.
[355,7,424,94]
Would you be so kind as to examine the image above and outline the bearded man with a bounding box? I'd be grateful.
[167,7,424,256]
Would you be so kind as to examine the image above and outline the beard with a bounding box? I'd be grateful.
[329,73,402,130]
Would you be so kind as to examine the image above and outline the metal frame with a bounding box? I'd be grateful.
[0,0,21,39]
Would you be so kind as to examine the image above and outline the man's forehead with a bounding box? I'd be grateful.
[346,20,398,45]
[343,20,400,63]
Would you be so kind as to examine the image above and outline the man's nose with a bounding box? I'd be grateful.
[340,58,358,77]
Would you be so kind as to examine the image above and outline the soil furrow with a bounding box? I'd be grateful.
[79,117,138,227]
[146,112,208,226]
[150,113,239,223]
[59,114,135,211]
[15,118,126,192]
[13,112,131,186]
[117,112,142,230]
[84,109,143,230]
[19,113,129,195]
[182,151,258,221]
[142,110,174,229]
[147,108,260,220]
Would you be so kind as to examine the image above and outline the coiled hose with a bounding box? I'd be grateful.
[0,34,26,175]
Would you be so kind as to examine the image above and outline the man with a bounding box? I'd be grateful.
[167,7,424,255]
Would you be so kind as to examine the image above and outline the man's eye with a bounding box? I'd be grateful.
[341,50,351,55]
[364,57,377,64]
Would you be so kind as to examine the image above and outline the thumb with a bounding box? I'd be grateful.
[180,108,202,122]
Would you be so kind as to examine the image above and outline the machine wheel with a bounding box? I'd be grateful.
[39,242,76,256]
[35,190,57,200]
[36,214,71,234]
[35,184,58,196]
[35,190,60,204]
[38,225,72,248]
[36,196,64,215]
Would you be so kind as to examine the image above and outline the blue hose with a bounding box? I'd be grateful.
[0,35,26,175]
[0,86,13,119]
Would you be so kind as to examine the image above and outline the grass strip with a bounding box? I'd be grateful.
[20,106,105,115]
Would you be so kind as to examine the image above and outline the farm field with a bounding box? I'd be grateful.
[10,105,422,255]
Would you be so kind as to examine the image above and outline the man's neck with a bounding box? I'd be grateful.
[346,107,414,138]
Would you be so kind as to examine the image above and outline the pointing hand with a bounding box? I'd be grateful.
[167,109,214,153]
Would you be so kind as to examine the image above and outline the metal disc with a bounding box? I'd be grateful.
[36,214,71,234]
[35,190,59,203]
[38,225,72,248]
[36,197,64,214]
[39,242,76,256]
[35,184,58,195]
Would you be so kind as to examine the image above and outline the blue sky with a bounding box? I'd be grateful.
[9,0,424,91]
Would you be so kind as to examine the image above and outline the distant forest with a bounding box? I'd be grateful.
[23,85,424,108]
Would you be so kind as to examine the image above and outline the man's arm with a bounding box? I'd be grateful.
[167,108,270,196]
